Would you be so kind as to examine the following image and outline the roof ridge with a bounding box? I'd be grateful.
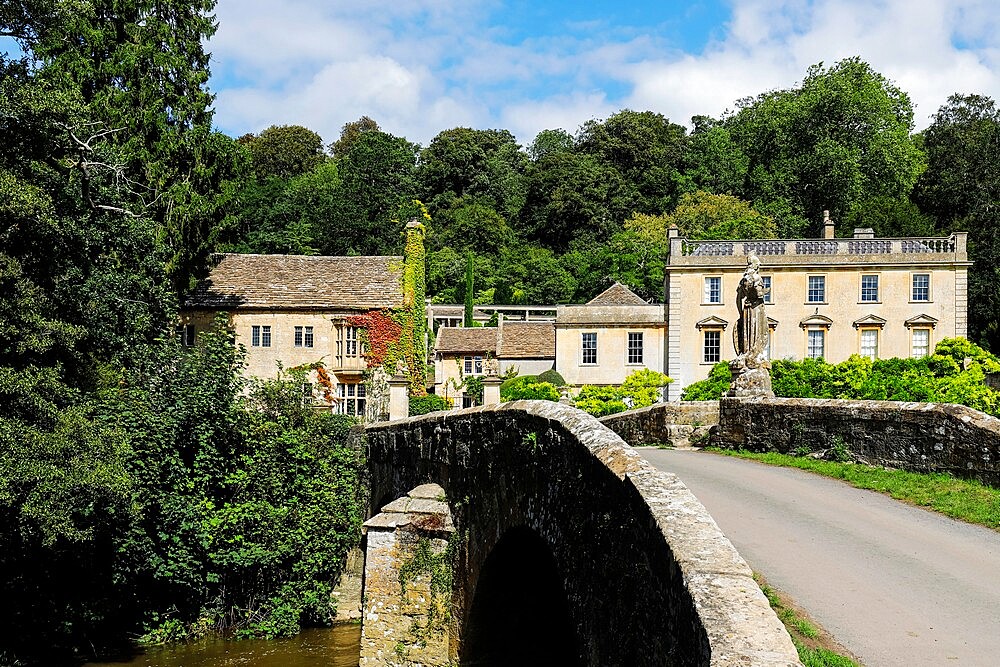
[587,281,647,305]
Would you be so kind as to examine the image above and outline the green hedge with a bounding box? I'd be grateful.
[537,369,566,386]
[409,394,453,416]
[573,369,673,417]
[680,338,1000,416]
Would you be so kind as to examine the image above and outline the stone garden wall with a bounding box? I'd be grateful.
[714,397,1000,486]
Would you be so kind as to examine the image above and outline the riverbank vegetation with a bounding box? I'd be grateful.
[2,322,365,664]
[0,3,363,663]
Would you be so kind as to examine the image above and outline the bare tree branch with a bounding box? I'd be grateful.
[56,121,163,217]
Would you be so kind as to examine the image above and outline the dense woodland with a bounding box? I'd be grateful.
[3,0,1000,663]
[227,61,1000,352]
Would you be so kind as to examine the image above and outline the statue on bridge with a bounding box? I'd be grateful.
[728,253,775,397]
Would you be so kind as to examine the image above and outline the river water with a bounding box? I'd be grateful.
[84,625,361,667]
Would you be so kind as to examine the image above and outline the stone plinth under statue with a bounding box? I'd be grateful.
[728,253,775,398]
[727,360,774,397]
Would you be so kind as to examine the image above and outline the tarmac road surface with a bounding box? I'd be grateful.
[640,448,1000,667]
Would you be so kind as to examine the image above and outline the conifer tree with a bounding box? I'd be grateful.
[464,253,475,327]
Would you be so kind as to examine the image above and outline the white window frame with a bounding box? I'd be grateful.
[181,324,195,347]
[337,382,367,417]
[806,329,825,359]
[581,332,598,365]
[301,382,314,407]
[251,325,271,347]
[860,274,880,303]
[294,325,314,348]
[704,276,723,304]
[345,326,359,357]
[761,275,772,304]
[807,275,826,304]
[626,332,643,365]
[703,329,722,364]
[463,355,484,375]
[860,328,879,360]
[911,273,931,302]
[911,327,931,358]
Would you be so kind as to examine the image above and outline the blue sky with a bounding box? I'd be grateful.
[15,1,999,147]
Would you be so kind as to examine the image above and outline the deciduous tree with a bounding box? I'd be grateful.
[247,124,326,180]
[725,58,925,237]
[418,127,529,221]
[914,94,1000,349]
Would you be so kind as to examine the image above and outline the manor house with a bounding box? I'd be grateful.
[663,217,970,400]
[180,252,407,417]
[182,216,970,415]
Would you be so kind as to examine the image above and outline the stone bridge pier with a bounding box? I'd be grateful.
[348,401,801,667]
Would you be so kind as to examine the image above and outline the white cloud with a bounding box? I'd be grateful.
[621,0,1000,129]
[499,92,618,142]
[208,0,1000,145]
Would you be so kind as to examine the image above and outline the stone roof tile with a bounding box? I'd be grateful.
[498,322,555,359]
[183,254,404,310]
[435,327,499,354]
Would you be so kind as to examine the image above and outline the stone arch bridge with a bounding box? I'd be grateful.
[345,401,800,667]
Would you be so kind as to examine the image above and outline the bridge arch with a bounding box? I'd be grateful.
[354,401,800,666]
[461,525,577,665]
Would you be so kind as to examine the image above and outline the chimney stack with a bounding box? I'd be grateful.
[822,210,835,239]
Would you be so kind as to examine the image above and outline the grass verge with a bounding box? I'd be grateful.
[755,573,861,667]
[709,449,1000,530]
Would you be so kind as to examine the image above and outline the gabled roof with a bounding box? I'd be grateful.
[183,254,404,311]
[587,282,648,306]
[498,322,555,359]
[434,327,499,355]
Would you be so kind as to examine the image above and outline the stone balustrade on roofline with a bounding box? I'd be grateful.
[668,232,969,267]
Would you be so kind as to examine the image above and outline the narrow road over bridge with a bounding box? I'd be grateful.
[641,449,1000,667]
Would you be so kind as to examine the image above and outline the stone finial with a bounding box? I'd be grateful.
[559,386,573,405]
[668,224,680,239]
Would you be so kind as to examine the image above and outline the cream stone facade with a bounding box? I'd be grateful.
[664,225,970,400]
[555,283,667,388]
[433,327,499,408]
[180,253,406,419]
[433,321,555,407]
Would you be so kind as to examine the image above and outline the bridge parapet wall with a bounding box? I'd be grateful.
[716,397,1000,486]
[600,401,720,446]
[356,401,799,666]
